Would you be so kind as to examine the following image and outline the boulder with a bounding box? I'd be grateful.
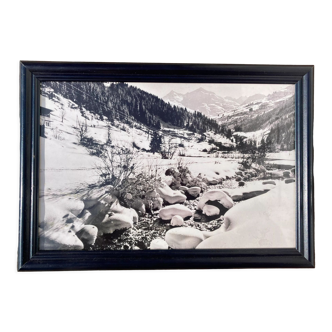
[159,204,193,221]
[196,183,296,249]
[235,176,243,182]
[238,181,245,187]
[156,182,186,204]
[150,238,169,250]
[100,212,134,234]
[165,227,205,249]
[171,215,184,226]
[179,186,189,191]
[197,189,234,211]
[163,175,174,186]
[285,178,295,184]
[235,171,244,176]
[99,201,137,234]
[187,186,201,198]
[263,180,276,185]
[202,204,220,217]
[76,225,98,245]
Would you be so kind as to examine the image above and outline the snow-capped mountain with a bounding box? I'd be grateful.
[163,87,239,118]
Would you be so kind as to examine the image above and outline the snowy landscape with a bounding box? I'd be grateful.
[39,82,296,250]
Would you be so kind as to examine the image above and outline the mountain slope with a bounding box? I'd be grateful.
[42,82,227,136]
[163,88,239,118]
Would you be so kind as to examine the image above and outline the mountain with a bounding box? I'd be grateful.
[163,87,239,118]
[240,94,266,105]
[42,82,227,136]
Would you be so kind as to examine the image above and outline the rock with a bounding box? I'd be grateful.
[202,204,220,216]
[283,171,291,178]
[163,175,173,186]
[150,238,169,250]
[76,225,98,245]
[81,185,113,209]
[235,171,244,176]
[235,176,243,182]
[98,201,136,234]
[179,186,189,191]
[79,209,92,222]
[131,208,139,223]
[156,182,186,204]
[187,186,201,198]
[171,215,184,226]
[39,228,84,250]
[285,178,295,184]
[165,227,205,249]
[144,190,163,210]
[263,180,276,185]
[84,195,116,226]
[238,181,245,187]
[131,198,146,215]
[198,182,208,191]
[159,204,193,221]
[196,183,296,249]
[197,189,234,211]
[165,167,176,176]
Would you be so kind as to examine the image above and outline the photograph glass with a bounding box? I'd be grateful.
[39,81,296,251]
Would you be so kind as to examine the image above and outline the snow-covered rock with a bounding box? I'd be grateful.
[163,175,173,186]
[187,186,201,198]
[171,215,184,226]
[263,180,276,185]
[159,204,193,221]
[76,225,98,245]
[202,204,220,217]
[165,227,205,249]
[99,201,137,234]
[197,189,234,211]
[196,183,296,249]
[156,182,186,204]
[150,238,169,250]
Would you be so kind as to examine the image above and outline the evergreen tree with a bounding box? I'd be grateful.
[150,131,162,154]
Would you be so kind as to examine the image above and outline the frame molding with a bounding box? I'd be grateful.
[18,61,314,271]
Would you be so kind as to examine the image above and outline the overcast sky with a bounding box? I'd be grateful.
[105,82,293,99]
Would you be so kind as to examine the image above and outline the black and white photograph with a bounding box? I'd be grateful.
[39,81,296,250]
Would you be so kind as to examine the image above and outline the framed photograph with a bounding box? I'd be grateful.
[18,62,314,271]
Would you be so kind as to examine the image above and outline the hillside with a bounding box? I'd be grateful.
[42,82,227,136]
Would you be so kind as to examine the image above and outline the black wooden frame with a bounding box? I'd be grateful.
[18,61,315,271]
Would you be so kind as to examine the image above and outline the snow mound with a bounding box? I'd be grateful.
[196,182,296,249]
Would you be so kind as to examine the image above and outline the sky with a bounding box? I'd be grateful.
[104,82,294,99]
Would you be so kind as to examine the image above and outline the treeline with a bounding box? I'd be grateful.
[43,81,227,135]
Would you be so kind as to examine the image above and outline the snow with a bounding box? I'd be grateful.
[197,182,296,249]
